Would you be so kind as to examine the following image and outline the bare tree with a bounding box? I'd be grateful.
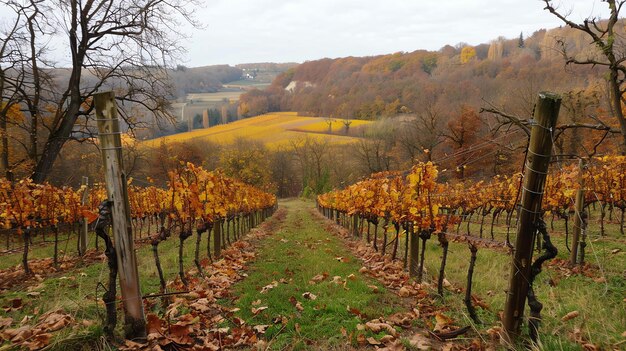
[1,0,199,183]
[1,0,55,176]
[352,137,394,174]
[289,136,330,194]
[397,102,444,163]
[352,120,396,174]
[0,1,27,177]
[543,0,626,154]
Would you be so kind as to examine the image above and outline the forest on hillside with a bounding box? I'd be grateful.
[233,23,625,186]
[240,26,615,120]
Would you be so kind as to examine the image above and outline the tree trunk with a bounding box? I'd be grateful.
[381,220,389,256]
[373,223,379,251]
[417,232,429,283]
[22,229,31,275]
[409,225,419,277]
[391,223,399,260]
[206,224,213,263]
[178,228,191,286]
[152,239,166,292]
[465,244,480,324]
[600,203,606,236]
[53,225,59,268]
[214,220,222,258]
[95,226,118,337]
[608,68,626,154]
[0,106,9,177]
[194,228,204,276]
[403,223,409,270]
[437,233,449,297]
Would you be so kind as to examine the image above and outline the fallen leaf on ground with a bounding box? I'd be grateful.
[38,311,73,333]
[302,292,317,300]
[398,286,411,297]
[561,311,580,322]
[0,317,13,329]
[367,337,381,345]
[22,332,51,350]
[380,334,396,343]
[408,333,432,350]
[260,281,278,293]
[309,272,328,284]
[365,319,398,336]
[347,306,364,318]
[252,325,269,334]
[434,313,453,333]
[146,314,162,335]
[251,306,268,315]
[288,296,304,312]
[189,298,211,313]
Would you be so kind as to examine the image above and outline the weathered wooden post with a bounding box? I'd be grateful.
[79,176,89,256]
[502,92,560,343]
[570,159,586,265]
[94,91,147,340]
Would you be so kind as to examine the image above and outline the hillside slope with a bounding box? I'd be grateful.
[145,112,372,148]
[239,22,625,120]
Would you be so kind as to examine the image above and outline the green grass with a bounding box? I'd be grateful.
[1,230,77,270]
[0,219,238,349]
[348,208,625,350]
[220,199,403,350]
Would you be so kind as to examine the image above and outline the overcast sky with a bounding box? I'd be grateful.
[183,0,610,66]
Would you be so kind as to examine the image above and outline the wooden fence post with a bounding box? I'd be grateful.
[502,92,560,343]
[94,91,147,340]
[570,159,586,265]
[79,176,89,256]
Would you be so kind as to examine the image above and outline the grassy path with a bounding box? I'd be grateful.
[222,199,403,350]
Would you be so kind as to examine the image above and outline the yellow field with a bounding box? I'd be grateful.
[145,112,372,149]
[290,118,371,133]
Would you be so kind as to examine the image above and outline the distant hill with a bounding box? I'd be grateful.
[239,22,625,120]
[169,62,297,97]
[43,62,295,100]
